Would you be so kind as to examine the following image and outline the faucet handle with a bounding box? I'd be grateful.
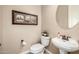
[67,36,71,38]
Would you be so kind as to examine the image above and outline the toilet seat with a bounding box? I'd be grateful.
[30,43,44,54]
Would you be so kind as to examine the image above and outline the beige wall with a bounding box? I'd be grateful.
[42,5,79,54]
[56,5,68,29]
[0,5,41,53]
[0,6,3,51]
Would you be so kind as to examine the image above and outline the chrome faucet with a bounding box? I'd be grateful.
[61,35,71,41]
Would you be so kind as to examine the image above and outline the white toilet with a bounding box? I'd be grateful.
[30,36,50,54]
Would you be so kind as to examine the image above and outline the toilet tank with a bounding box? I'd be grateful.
[41,36,50,47]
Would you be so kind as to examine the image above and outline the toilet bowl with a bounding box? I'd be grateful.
[30,43,44,54]
[30,36,50,54]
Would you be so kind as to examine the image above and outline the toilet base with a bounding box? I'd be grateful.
[20,48,52,54]
[59,49,67,54]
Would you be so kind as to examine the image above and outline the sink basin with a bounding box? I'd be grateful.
[52,37,79,53]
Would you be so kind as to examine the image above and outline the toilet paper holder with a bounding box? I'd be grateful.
[0,43,1,46]
[21,40,24,43]
[21,40,26,47]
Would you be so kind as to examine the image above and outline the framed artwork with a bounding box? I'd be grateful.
[12,10,38,25]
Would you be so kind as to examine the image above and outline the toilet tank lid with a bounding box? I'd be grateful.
[31,43,44,51]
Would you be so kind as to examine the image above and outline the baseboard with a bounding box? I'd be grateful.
[20,50,30,54]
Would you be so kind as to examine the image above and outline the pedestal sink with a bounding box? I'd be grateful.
[52,37,79,54]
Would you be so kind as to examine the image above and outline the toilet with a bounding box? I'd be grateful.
[30,36,50,54]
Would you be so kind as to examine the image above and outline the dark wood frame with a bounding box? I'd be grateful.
[12,10,38,25]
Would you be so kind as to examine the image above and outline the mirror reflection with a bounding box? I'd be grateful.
[56,5,79,29]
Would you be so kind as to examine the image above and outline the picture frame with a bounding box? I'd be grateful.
[12,10,38,25]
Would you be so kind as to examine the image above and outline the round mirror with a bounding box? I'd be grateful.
[56,5,79,29]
